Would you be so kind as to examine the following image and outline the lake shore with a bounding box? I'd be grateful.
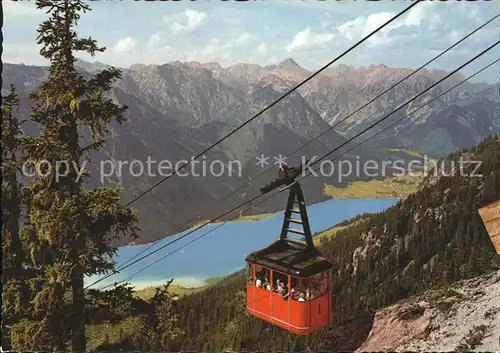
[104,197,399,293]
[178,173,422,237]
[134,277,225,300]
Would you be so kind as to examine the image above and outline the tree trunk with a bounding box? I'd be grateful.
[71,267,85,352]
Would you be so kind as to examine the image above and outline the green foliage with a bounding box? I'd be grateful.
[148,283,184,347]
[10,319,53,351]
[86,283,149,324]
[1,85,34,349]
[84,281,184,352]
[1,85,24,272]
[7,0,139,351]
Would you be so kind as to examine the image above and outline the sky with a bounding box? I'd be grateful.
[2,0,500,83]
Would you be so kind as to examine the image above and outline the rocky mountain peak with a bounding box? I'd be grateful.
[278,57,300,69]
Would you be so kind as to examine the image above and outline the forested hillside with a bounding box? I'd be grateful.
[86,134,500,352]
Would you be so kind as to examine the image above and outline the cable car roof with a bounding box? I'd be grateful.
[248,169,333,277]
[246,238,333,277]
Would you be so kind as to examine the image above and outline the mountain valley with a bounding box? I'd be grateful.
[3,59,498,245]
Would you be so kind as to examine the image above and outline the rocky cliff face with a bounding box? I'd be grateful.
[159,59,499,158]
[2,59,498,245]
[356,270,500,352]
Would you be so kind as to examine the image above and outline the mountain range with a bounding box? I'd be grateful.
[2,58,499,245]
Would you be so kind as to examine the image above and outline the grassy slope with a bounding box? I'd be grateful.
[383,148,424,158]
[314,217,369,246]
[322,148,441,199]
[191,212,276,228]
[323,174,424,199]
[134,276,225,301]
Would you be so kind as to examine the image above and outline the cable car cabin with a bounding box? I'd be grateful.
[245,180,333,335]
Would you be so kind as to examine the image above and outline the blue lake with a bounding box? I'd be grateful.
[85,198,398,290]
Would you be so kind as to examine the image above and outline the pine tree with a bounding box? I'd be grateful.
[14,0,139,351]
[1,85,28,349]
[149,281,184,349]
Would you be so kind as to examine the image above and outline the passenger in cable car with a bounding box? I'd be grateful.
[290,277,308,301]
[298,293,306,302]
[277,282,289,300]
[255,277,262,288]
[263,269,271,290]
[263,275,271,291]
[255,267,267,288]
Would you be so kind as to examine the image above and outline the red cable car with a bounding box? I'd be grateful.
[245,175,333,335]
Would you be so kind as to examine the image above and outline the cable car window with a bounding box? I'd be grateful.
[247,263,253,285]
[310,271,328,299]
[290,277,309,301]
[255,265,264,288]
[254,266,271,289]
[272,271,289,299]
[272,271,288,290]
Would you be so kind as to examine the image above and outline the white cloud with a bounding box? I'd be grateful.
[362,12,395,37]
[224,17,242,26]
[185,38,231,62]
[337,16,365,41]
[203,38,226,56]
[170,9,207,35]
[113,37,136,53]
[3,43,46,65]
[455,4,483,24]
[235,32,252,45]
[148,32,163,48]
[3,1,42,17]
[448,30,463,45]
[336,11,398,46]
[184,34,262,64]
[256,42,268,55]
[187,32,255,61]
[286,28,334,52]
[287,10,412,52]
[146,32,172,52]
[403,2,441,29]
[333,4,443,47]
[404,4,427,27]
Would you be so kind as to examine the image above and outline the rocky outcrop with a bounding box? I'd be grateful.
[357,270,500,352]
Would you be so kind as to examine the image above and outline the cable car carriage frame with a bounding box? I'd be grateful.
[245,169,333,335]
